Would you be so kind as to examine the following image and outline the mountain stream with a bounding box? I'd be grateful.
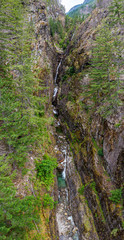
[52,61,79,240]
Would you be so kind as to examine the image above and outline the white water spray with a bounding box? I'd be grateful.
[54,59,62,84]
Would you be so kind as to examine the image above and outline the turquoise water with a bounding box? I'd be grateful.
[57,171,66,188]
[73,232,79,240]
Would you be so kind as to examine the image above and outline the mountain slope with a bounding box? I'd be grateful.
[67,0,96,18]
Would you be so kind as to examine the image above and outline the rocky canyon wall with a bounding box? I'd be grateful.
[97,0,113,8]
[57,1,124,239]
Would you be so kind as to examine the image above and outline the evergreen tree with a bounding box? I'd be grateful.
[0,0,51,238]
[108,0,124,108]
[90,24,113,101]
[0,0,48,166]
[82,0,124,117]
[108,0,124,26]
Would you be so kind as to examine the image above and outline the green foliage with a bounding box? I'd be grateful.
[78,181,97,195]
[56,126,63,134]
[92,139,104,157]
[59,38,69,50]
[49,17,64,38]
[81,1,124,117]
[67,93,75,102]
[92,138,99,150]
[0,0,51,238]
[62,66,75,82]
[122,221,124,229]
[90,181,97,192]
[114,122,121,128]
[0,156,41,240]
[109,0,124,26]
[62,74,68,81]
[43,193,56,209]
[0,0,48,167]
[98,148,103,157]
[68,66,75,76]
[111,228,118,237]
[78,185,85,195]
[36,154,57,187]
[109,188,122,204]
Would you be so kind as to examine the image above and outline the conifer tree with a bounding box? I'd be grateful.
[90,24,113,101]
[0,0,50,238]
[108,0,124,26]
[83,0,124,117]
[0,0,48,166]
[108,0,124,108]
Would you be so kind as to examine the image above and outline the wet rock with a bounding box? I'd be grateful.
[56,150,65,171]
[60,236,64,240]
[56,151,64,162]
[56,135,79,240]
[57,163,64,171]
[72,227,78,234]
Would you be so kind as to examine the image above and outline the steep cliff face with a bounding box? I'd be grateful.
[56,1,124,239]
[97,0,113,8]
[1,0,123,239]
[0,0,64,239]
[18,1,65,239]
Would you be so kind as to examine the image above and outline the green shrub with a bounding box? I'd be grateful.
[62,74,68,81]
[43,193,55,209]
[122,221,124,229]
[98,148,104,157]
[111,228,118,236]
[114,123,121,128]
[36,154,57,187]
[92,138,99,150]
[67,93,75,102]
[78,185,85,195]
[67,66,75,76]
[109,188,122,204]
[90,181,97,194]
[78,181,97,195]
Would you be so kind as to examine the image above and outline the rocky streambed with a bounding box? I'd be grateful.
[54,121,79,240]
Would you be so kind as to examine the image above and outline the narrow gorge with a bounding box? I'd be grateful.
[0,0,124,240]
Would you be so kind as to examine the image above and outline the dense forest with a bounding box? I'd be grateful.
[0,1,57,239]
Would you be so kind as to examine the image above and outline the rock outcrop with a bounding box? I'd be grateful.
[56,1,124,239]
[97,0,113,8]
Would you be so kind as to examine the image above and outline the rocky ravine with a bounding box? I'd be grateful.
[1,0,123,239]
[55,1,124,240]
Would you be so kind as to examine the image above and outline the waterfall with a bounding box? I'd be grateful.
[53,86,58,98]
[52,59,62,106]
[52,58,79,240]
[54,59,62,84]
[55,127,79,240]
